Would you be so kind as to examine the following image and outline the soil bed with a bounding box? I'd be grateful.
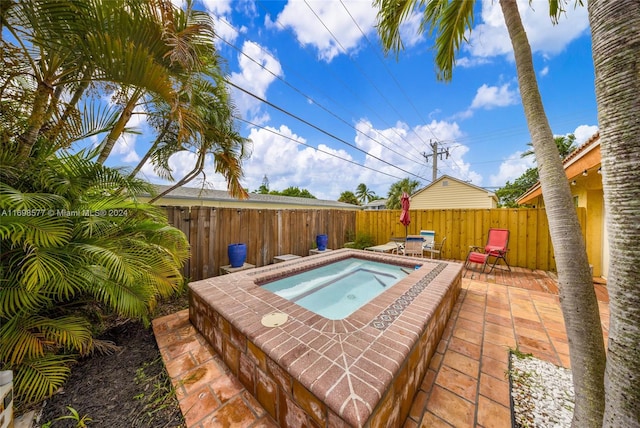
[37,321,184,428]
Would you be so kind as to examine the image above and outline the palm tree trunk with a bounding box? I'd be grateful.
[499,1,606,426]
[127,120,173,180]
[17,81,52,159]
[96,92,140,164]
[588,1,640,426]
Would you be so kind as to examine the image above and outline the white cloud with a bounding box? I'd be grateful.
[489,151,536,187]
[539,66,550,77]
[455,82,519,119]
[241,125,358,199]
[271,1,377,62]
[228,41,283,124]
[200,0,232,15]
[470,83,519,110]
[397,10,427,50]
[461,0,589,63]
[573,124,599,144]
[353,118,483,190]
[137,117,499,200]
[212,15,242,47]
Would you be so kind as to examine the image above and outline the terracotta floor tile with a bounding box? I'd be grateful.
[484,322,515,338]
[448,336,482,360]
[404,418,419,428]
[419,411,453,428]
[453,326,483,346]
[201,395,259,427]
[478,373,509,407]
[442,351,479,379]
[455,317,485,334]
[409,390,429,420]
[480,356,508,381]
[154,270,609,428]
[483,330,516,348]
[179,385,221,427]
[435,365,478,402]
[179,363,226,397]
[476,396,511,428]
[165,351,198,378]
[426,386,475,428]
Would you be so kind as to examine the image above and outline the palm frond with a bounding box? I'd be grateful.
[12,353,76,405]
[428,0,476,81]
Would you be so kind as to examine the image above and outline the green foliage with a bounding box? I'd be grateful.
[521,134,578,161]
[495,167,540,207]
[0,151,189,409]
[338,191,360,205]
[42,406,93,428]
[343,233,376,249]
[269,186,316,199]
[355,183,377,204]
[132,357,181,426]
[386,178,420,209]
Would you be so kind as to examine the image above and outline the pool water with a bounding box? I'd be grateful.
[262,257,411,319]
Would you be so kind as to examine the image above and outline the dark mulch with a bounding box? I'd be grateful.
[35,297,188,428]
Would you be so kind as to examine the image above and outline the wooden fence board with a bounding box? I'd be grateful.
[164,206,587,281]
[354,207,586,272]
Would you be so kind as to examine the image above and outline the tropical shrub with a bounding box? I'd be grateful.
[0,149,189,408]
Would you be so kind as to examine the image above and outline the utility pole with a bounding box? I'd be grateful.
[422,140,449,182]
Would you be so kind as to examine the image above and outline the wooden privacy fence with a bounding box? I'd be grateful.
[164,207,356,281]
[356,208,586,272]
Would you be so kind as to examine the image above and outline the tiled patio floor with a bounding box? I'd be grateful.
[152,264,609,427]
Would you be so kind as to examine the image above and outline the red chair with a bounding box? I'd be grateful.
[465,228,511,273]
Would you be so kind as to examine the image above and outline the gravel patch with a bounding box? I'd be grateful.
[510,352,575,427]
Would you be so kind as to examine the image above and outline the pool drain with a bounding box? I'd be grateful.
[347,294,356,300]
[261,312,288,327]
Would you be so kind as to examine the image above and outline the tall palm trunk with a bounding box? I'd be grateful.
[17,81,52,159]
[499,1,606,426]
[589,1,640,426]
[96,91,141,164]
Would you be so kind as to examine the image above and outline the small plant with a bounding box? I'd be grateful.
[41,406,93,428]
[345,233,376,250]
[132,357,183,426]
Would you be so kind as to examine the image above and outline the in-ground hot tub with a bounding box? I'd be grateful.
[189,248,462,427]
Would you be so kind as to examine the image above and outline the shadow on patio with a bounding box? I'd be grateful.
[152,264,609,427]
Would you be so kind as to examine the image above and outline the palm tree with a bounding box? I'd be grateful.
[375,1,606,425]
[386,178,420,209]
[521,134,578,159]
[589,1,640,425]
[3,0,248,199]
[0,150,189,408]
[355,183,377,204]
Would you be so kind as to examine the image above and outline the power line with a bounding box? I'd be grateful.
[225,78,430,182]
[254,1,429,159]
[234,116,406,180]
[304,0,426,159]
[212,28,424,167]
[338,0,443,145]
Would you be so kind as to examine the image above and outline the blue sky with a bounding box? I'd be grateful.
[125,0,599,200]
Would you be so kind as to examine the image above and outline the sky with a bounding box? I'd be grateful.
[120,0,599,201]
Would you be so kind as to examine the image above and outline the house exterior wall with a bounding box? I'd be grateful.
[517,172,605,276]
[411,178,497,209]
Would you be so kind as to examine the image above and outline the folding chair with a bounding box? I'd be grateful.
[465,228,511,273]
[401,235,424,258]
[420,230,436,250]
[425,236,447,259]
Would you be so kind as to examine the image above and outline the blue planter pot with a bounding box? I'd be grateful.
[228,243,247,268]
[316,234,328,251]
